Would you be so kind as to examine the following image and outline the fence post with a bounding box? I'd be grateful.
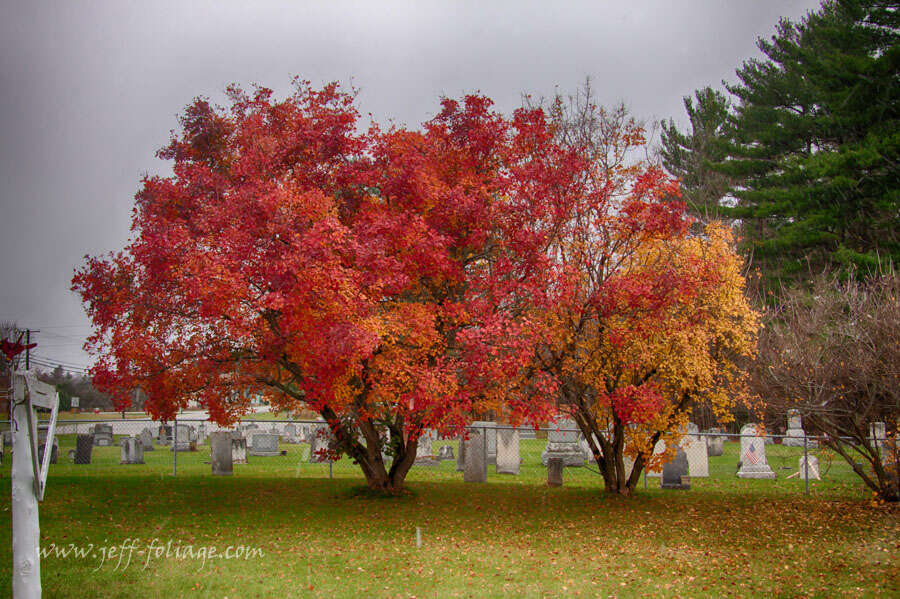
[483,425,487,478]
[172,416,177,477]
[803,431,809,496]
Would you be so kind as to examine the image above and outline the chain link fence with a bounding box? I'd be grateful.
[0,416,895,496]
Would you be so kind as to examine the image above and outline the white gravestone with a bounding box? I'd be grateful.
[308,421,331,463]
[496,428,520,475]
[799,455,820,481]
[737,424,776,479]
[282,424,300,444]
[869,422,886,457]
[231,438,248,464]
[782,409,806,447]
[414,429,439,466]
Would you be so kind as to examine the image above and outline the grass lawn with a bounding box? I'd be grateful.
[0,437,897,598]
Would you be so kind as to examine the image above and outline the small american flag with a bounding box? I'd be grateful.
[743,443,760,465]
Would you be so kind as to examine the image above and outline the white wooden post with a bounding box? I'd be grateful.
[11,372,59,599]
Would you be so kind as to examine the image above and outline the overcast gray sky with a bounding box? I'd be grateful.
[0,0,822,371]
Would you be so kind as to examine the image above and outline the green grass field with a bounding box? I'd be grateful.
[1,436,897,598]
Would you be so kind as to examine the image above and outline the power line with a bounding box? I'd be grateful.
[28,357,89,371]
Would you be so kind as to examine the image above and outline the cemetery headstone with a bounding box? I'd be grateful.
[686,422,701,440]
[297,423,311,443]
[38,439,58,465]
[704,428,725,457]
[456,434,466,472]
[308,421,332,463]
[736,424,776,479]
[92,423,113,446]
[648,425,709,478]
[682,432,709,477]
[414,429,439,466]
[661,448,690,489]
[437,445,454,461]
[74,434,94,464]
[517,425,537,439]
[471,421,497,465]
[231,437,248,464]
[547,457,564,487]
[210,432,233,475]
[249,433,280,457]
[120,436,144,464]
[139,428,155,451]
[541,418,586,466]
[463,428,487,483]
[283,424,300,444]
[870,422,886,457]
[157,424,173,446]
[496,428,521,475]
[170,424,193,451]
[196,423,208,445]
[799,455,820,481]
[782,409,806,447]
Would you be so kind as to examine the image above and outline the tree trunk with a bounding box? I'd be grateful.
[328,414,418,495]
[356,437,416,494]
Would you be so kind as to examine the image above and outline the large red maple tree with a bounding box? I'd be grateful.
[73,82,589,492]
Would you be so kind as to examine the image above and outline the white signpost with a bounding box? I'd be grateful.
[11,371,59,599]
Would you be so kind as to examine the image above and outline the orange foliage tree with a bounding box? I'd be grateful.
[72,82,589,493]
[532,95,759,495]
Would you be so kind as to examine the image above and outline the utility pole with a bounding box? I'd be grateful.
[24,329,39,370]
